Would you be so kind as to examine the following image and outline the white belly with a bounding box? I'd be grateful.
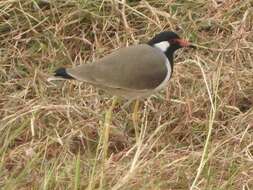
[154,58,172,91]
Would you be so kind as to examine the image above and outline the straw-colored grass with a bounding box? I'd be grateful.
[1,0,253,189]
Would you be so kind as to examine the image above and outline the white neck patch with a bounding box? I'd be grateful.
[154,41,170,52]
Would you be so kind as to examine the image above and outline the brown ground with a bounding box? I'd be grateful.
[0,0,253,189]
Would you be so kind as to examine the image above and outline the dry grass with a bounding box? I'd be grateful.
[1,0,253,189]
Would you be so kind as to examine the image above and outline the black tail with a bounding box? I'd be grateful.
[54,67,74,79]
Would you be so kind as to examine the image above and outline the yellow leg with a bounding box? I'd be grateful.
[132,99,140,140]
[103,96,118,154]
[99,96,118,188]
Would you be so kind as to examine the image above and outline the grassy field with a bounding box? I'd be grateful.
[1,0,253,189]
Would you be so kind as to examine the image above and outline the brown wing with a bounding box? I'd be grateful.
[67,44,168,90]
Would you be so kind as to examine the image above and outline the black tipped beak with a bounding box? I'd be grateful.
[188,44,196,49]
[176,39,196,49]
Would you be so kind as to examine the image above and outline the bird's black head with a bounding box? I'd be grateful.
[147,31,195,66]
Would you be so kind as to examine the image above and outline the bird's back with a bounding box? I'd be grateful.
[66,44,168,91]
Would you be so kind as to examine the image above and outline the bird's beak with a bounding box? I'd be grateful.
[176,39,196,48]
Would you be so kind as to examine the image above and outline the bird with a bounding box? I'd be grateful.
[49,31,195,99]
[48,31,195,127]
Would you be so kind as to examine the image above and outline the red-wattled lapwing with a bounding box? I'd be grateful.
[48,31,195,127]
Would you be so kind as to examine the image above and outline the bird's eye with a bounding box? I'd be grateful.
[168,39,177,44]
